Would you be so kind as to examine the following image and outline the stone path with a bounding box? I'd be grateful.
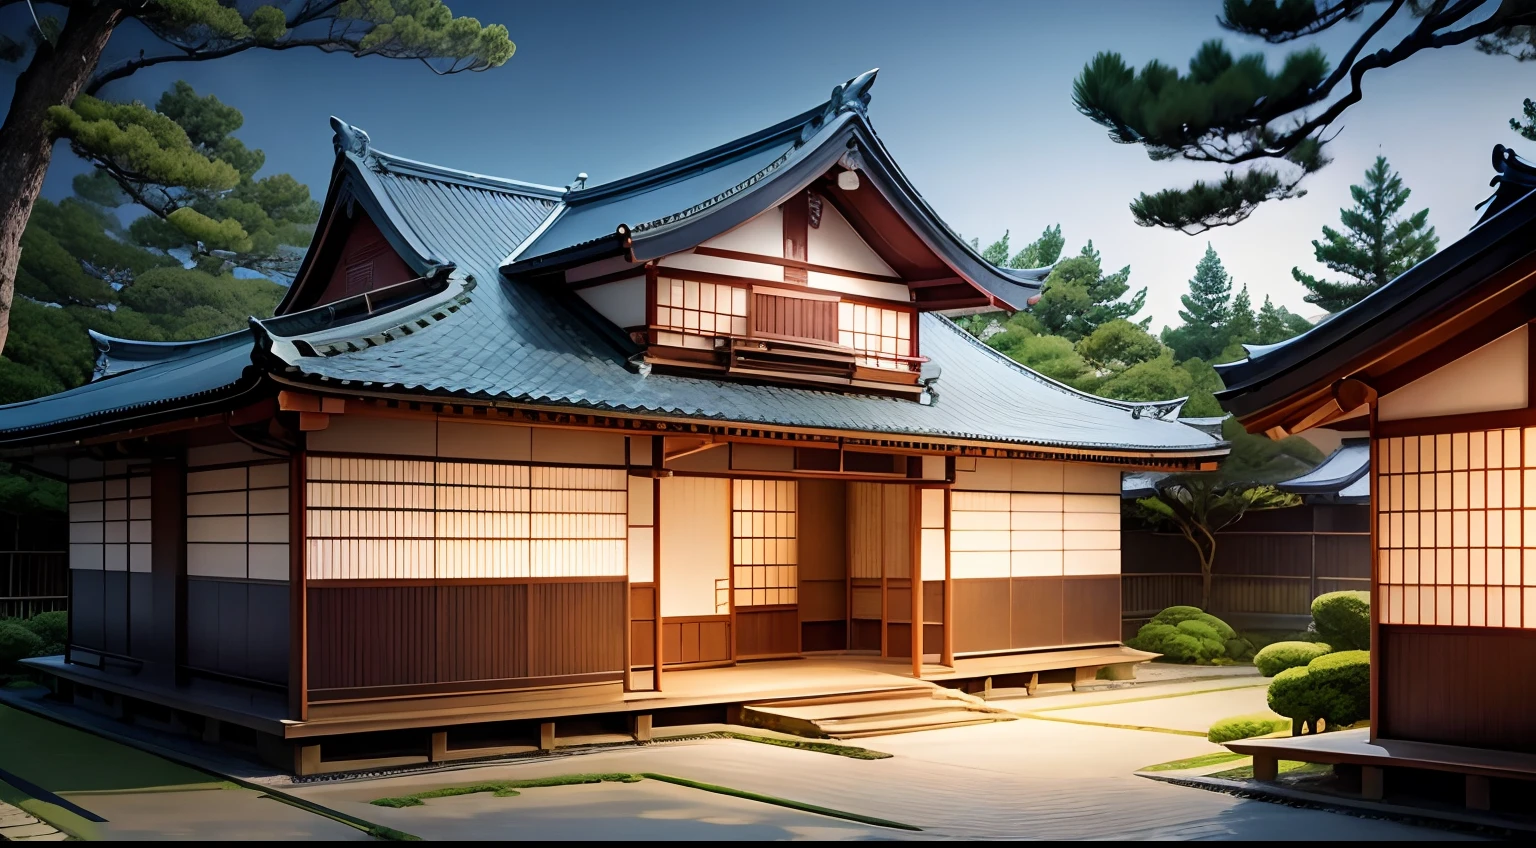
[0,800,65,842]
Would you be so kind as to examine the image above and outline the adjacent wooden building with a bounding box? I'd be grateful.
[0,71,1225,773]
[1216,144,1536,806]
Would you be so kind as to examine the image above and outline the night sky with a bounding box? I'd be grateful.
[2,1,1529,328]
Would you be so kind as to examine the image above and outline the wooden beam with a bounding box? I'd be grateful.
[781,191,809,284]
[906,276,965,290]
[652,445,664,692]
[297,412,330,431]
[289,450,308,722]
[277,390,322,413]
[663,437,724,462]
[692,245,905,285]
[942,486,954,668]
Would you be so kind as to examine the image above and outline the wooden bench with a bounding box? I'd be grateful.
[1226,729,1536,810]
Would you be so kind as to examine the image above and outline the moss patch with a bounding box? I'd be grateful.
[0,704,216,793]
[371,773,643,807]
[1209,760,1332,780]
[1139,751,1247,772]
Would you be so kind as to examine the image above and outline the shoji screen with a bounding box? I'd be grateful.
[69,472,151,575]
[186,462,290,581]
[950,491,1119,578]
[732,479,798,606]
[1377,430,1536,628]
[306,456,627,580]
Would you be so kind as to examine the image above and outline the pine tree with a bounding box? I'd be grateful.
[1254,295,1314,345]
[1010,224,1065,269]
[1225,284,1256,346]
[1031,241,1147,342]
[979,231,1011,265]
[1292,156,1439,313]
[1512,98,1536,142]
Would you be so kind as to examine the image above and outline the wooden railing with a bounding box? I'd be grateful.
[1,551,68,619]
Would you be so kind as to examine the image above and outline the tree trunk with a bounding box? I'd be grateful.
[0,3,123,356]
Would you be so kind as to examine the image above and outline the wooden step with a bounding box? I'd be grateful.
[740,688,1015,739]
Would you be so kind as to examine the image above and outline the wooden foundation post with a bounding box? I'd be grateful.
[631,713,652,742]
[296,744,321,777]
[201,718,220,745]
[1361,765,1384,800]
[652,472,664,692]
[539,721,556,751]
[430,731,448,763]
[1251,753,1278,782]
[1465,774,1491,810]
[941,487,954,668]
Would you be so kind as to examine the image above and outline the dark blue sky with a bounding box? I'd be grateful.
[4,1,1529,326]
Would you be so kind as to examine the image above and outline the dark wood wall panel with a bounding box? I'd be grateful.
[752,292,838,344]
[1062,576,1120,645]
[630,584,655,668]
[1013,577,1064,649]
[529,582,625,677]
[798,480,847,581]
[1381,625,1536,752]
[436,584,528,681]
[102,571,129,655]
[128,572,154,657]
[186,578,288,685]
[308,581,624,694]
[737,608,798,657]
[70,570,104,651]
[662,617,731,665]
[954,578,1010,653]
[956,576,1117,655]
[802,620,846,652]
[850,618,881,652]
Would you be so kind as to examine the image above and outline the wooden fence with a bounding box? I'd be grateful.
[1121,503,1370,631]
[0,511,67,620]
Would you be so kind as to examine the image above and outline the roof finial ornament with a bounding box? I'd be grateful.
[329,116,370,158]
[800,69,880,145]
[569,172,588,192]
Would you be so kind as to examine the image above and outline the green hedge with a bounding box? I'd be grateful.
[1311,591,1370,650]
[1127,607,1250,664]
[1266,649,1370,734]
[1253,640,1332,677]
[1207,713,1291,744]
[0,622,43,669]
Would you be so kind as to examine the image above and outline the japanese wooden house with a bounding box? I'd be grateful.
[0,71,1225,773]
[1216,144,1536,807]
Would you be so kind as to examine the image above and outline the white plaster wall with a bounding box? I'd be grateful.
[1379,325,1528,421]
[807,200,898,277]
[659,476,730,616]
[576,277,647,329]
[701,206,783,256]
[660,251,784,282]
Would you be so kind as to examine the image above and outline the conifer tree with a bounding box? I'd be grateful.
[0,0,516,356]
[1011,224,1065,269]
[1071,2,1536,232]
[1225,283,1256,345]
[1254,295,1312,344]
[1511,97,1536,141]
[1292,156,1438,313]
[1031,241,1147,342]
[1162,244,1233,362]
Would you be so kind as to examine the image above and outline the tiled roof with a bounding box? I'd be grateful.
[1277,438,1369,495]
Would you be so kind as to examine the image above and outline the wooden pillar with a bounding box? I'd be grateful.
[942,486,954,668]
[430,731,448,763]
[539,721,557,751]
[1367,404,1380,741]
[289,450,308,722]
[1251,752,1278,782]
[631,713,652,742]
[911,484,923,680]
[652,475,664,692]
[148,456,187,686]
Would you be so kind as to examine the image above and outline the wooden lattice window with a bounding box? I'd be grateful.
[732,479,798,606]
[654,276,747,345]
[838,302,914,370]
[1377,430,1536,628]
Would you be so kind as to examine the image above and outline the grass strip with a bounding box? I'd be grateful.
[0,778,99,840]
[1023,682,1267,714]
[371,773,643,808]
[1209,760,1332,780]
[0,694,421,842]
[641,772,921,832]
[1017,712,1209,737]
[702,731,891,760]
[1139,752,1248,772]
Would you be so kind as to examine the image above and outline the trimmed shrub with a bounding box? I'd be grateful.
[1253,640,1332,677]
[1224,637,1257,662]
[1129,606,1247,663]
[1311,591,1370,651]
[1266,649,1370,734]
[1151,606,1237,641]
[0,623,43,669]
[22,612,66,653]
[1207,712,1291,744]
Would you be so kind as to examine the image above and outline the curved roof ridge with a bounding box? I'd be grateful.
[929,314,1188,419]
[88,327,255,380]
[368,147,567,199]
